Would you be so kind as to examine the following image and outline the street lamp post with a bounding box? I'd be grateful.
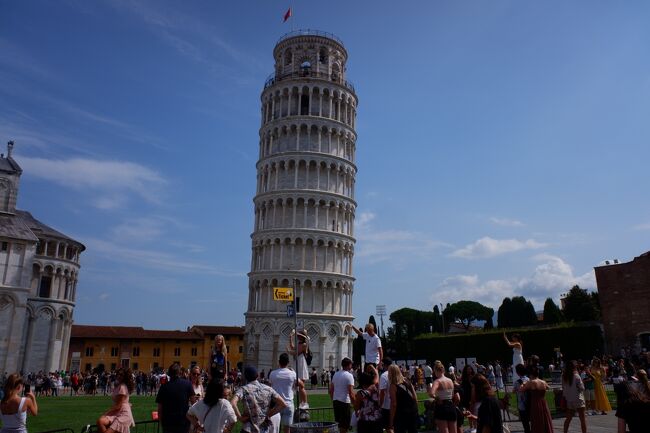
[376,305,386,338]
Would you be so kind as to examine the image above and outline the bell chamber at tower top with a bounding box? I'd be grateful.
[263,30,356,95]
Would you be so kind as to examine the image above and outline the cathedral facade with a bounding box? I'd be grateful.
[0,141,84,373]
[244,31,358,372]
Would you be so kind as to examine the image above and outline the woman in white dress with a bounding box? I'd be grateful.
[288,329,310,409]
[504,333,525,383]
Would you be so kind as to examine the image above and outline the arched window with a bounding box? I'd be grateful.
[284,49,292,66]
[319,48,327,64]
[300,94,309,115]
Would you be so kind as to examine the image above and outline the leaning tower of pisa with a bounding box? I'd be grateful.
[244,30,358,372]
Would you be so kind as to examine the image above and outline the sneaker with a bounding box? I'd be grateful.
[299,402,309,410]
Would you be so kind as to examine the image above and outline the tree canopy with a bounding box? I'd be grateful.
[543,298,562,324]
[445,300,494,330]
[563,285,600,322]
[497,296,538,328]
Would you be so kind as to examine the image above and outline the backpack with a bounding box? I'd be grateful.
[395,383,419,417]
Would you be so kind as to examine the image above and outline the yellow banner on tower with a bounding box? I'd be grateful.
[273,287,294,301]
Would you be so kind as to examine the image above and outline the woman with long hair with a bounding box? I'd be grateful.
[210,335,228,380]
[464,374,502,433]
[504,333,524,382]
[1,374,38,433]
[387,364,418,433]
[521,366,553,433]
[459,364,476,430]
[615,381,650,433]
[96,368,135,433]
[589,358,612,414]
[354,366,382,433]
[187,380,236,433]
[561,361,586,433]
[636,369,650,398]
[427,361,457,433]
[288,329,310,408]
[190,366,204,403]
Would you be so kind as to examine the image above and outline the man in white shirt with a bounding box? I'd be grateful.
[352,323,383,367]
[378,357,393,429]
[269,353,300,433]
[329,357,355,433]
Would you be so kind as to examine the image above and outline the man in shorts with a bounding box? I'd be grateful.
[329,357,355,433]
[269,353,300,433]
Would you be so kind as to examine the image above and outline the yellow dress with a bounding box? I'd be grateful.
[591,368,612,412]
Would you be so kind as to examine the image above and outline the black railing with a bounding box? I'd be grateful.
[276,30,344,47]
[264,70,355,92]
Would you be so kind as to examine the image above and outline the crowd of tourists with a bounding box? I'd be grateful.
[3,327,650,433]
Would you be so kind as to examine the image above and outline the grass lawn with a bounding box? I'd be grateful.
[11,393,346,433]
[9,389,616,433]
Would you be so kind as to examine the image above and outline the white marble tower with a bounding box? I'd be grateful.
[244,31,358,372]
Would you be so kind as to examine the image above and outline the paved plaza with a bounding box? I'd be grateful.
[503,412,617,433]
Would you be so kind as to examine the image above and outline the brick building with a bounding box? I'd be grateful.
[68,324,244,373]
[594,251,650,354]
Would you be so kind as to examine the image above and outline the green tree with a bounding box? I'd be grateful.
[543,298,562,324]
[386,307,437,356]
[369,315,378,332]
[563,285,599,322]
[498,296,537,327]
[497,297,512,327]
[432,305,443,333]
[445,300,494,330]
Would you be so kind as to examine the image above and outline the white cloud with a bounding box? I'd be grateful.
[431,254,596,310]
[490,217,525,227]
[450,237,546,259]
[18,156,165,208]
[98,293,110,301]
[355,214,452,266]
[633,222,650,231]
[83,238,244,277]
[111,217,166,243]
[356,212,376,230]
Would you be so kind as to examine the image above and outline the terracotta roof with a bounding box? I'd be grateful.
[190,325,245,336]
[72,325,202,340]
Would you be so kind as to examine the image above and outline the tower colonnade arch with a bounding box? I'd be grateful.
[258,121,356,162]
[261,84,357,130]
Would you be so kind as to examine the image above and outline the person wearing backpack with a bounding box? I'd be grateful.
[354,366,382,433]
[387,365,418,433]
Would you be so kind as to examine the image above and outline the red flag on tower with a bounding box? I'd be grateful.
[283,7,292,22]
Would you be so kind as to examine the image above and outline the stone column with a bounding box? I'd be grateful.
[338,336,347,366]
[319,336,327,370]
[45,313,58,372]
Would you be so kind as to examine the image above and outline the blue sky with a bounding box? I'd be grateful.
[2,1,649,330]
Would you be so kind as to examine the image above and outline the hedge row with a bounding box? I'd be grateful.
[408,323,604,366]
